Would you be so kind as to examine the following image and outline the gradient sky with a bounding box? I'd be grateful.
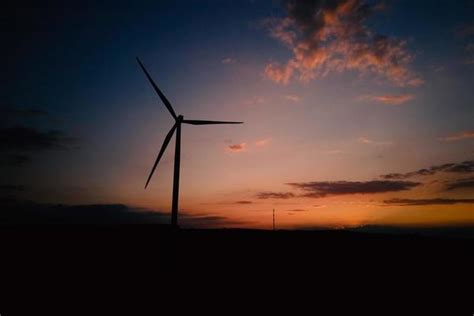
[3,0,474,229]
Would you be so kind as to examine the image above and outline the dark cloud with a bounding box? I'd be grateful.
[0,154,31,167]
[256,192,296,199]
[0,107,48,120]
[383,198,474,206]
[380,161,474,180]
[0,200,167,225]
[0,185,26,193]
[445,177,474,191]
[0,106,77,167]
[0,126,77,152]
[180,213,250,228]
[0,126,78,167]
[264,0,422,86]
[0,199,244,227]
[287,180,420,197]
[287,209,307,212]
[455,23,474,37]
[234,200,253,204]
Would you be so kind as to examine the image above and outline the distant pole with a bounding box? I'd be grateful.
[273,208,275,231]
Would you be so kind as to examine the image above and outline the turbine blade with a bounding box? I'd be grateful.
[136,57,177,119]
[183,119,243,125]
[144,123,177,189]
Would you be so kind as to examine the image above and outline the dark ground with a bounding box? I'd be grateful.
[1,225,473,313]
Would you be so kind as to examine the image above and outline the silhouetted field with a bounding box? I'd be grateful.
[2,225,472,311]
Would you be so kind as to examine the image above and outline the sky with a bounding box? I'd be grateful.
[3,0,474,229]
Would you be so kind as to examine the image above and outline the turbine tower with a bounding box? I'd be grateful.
[137,57,243,228]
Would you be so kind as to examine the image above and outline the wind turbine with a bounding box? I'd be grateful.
[137,57,243,228]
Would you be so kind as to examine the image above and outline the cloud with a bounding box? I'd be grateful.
[455,24,474,37]
[222,57,236,64]
[383,198,474,206]
[361,94,414,105]
[284,95,301,102]
[234,200,253,204]
[0,185,26,194]
[256,192,295,199]
[287,180,420,197]
[0,126,78,168]
[179,213,249,228]
[380,161,474,180]
[264,0,422,86]
[0,107,78,167]
[0,200,168,225]
[0,126,77,152]
[0,154,31,167]
[287,208,308,212]
[445,177,474,191]
[244,96,266,106]
[438,131,474,142]
[1,107,48,120]
[357,137,392,146]
[0,199,244,227]
[227,143,247,152]
[255,138,271,147]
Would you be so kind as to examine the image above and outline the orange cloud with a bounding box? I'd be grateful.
[227,143,247,152]
[438,131,474,142]
[361,94,414,105]
[284,94,300,102]
[358,137,393,146]
[264,0,422,87]
[255,138,271,147]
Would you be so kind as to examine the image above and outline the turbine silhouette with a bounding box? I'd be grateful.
[137,57,243,228]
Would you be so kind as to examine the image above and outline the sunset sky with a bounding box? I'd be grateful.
[3,0,473,229]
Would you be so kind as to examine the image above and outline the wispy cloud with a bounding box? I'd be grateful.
[455,24,474,64]
[287,180,420,198]
[244,96,266,106]
[438,131,474,142]
[358,137,393,146]
[465,43,474,64]
[383,198,474,206]
[455,23,474,37]
[227,143,247,152]
[255,138,271,147]
[256,192,295,199]
[445,177,474,191]
[222,57,237,64]
[284,94,300,102]
[287,208,308,212]
[360,94,414,105]
[263,0,422,86]
[234,200,253,204]
[380,161,474,180]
